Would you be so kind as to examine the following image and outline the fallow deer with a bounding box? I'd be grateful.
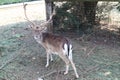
[23,3,79,78]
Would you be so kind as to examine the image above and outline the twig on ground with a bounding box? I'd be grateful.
[81,47,87,52]
[1,69,20,80]
[0,77,6,80]
[0,55,18,70]
[40,70,57,78]
[40,69,73,79]
[55,69,61,80]
[85,45,97,58]
[0,48,23,70]
[85,64,100,72]
[76,64,84,72]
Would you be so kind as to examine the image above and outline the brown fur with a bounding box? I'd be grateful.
[42,33,70,49]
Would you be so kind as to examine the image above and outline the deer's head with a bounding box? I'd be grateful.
[23,3,46,33]
[23,3,54,33]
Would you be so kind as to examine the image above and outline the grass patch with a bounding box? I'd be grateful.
[0,22,120,80]
[0,0,33,5]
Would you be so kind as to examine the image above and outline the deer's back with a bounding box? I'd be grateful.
[42,33,70,52]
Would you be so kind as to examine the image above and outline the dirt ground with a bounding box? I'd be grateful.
[0,1,46,26]
[0,1,120,80]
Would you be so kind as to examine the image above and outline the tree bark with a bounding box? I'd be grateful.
[45,0,53,20]
[84,1,98,24]
[45,0,53,32]
[73,1,85,23]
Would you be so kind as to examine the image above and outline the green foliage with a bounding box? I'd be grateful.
[54,1,95,34]
[54,2,80,32]
[0,0,35,5]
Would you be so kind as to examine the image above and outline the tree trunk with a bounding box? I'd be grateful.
[84,1,98,24]
[45,0,53,20]
[73,1,85,23]
[45,0,53,32]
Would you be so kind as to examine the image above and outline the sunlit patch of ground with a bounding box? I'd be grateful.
[0,1,46,27]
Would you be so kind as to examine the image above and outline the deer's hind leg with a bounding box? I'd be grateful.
[69,59,79,78]
[58,53,70,75]
[68,47,79,78]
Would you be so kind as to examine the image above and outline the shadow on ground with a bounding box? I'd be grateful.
[0,21,120,80]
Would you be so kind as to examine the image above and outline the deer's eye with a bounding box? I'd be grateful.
[36,27,39,29]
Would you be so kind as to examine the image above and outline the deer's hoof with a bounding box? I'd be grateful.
[64,71,68,75]
[45,64,49,68]
[76,74,79,78]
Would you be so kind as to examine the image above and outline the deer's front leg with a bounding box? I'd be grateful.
[45,53,49,67]
[50,54,53,61]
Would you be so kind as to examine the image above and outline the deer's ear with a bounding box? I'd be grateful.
[42,27,47,32]
[44,27,47,30]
